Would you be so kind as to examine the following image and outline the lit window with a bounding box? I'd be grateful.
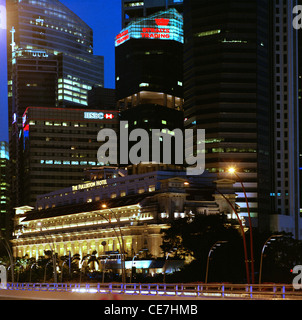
[139,83,149,87]
[195,30,221,38]
[149,185,155,192]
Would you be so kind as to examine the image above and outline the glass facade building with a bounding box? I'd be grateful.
[183,0,271,230]
[7,0,104,110]
[122,0,183,28]
[21,107,118,206]
[6,0,104,208]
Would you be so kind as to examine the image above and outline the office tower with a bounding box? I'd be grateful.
[183,0,271,230]
[122,0,183,28]
[7,0,104,110]
[0,141,10,241]
[269,0,301,238]
[21,107,118,206]
[6,0,104,207]
[116,8,184,165]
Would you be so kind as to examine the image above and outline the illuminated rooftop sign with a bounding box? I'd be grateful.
[115,8,183,47]
[72,179,107,191]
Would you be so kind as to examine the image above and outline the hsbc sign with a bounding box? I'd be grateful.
[84,112,115,120]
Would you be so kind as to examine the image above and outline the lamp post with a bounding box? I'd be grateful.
[188,179,250,284]
[37,222,57,283]
[163,247,177,283]
[259,234,283,284]
[102,257,108,283]
[95,204,126,283]
[214,188,250,284]
[228,167,255,284]
[205,241,228,284]
[130,253,139,284]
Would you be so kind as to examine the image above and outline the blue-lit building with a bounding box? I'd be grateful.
[7,0,104,109]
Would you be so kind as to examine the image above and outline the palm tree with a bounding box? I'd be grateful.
[60,254,81,282]
[80,253,90,282]
[87,250,99,271]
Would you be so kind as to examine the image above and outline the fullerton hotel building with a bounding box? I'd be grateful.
[11,165,237,272]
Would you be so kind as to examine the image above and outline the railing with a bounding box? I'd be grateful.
[1,282,302,300]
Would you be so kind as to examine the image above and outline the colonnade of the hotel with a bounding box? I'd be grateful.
[13,233,163,262]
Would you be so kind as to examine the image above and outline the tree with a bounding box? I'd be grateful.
[87,250,99,271]
[160,214,246,283]
[260,232,302,283]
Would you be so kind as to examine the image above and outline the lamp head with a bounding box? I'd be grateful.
[228,167,236,174]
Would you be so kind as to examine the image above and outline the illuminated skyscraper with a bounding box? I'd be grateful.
[116,9,184,166]
[269,0,300,238]
[6,0,104,207]
[7,0,104,111]
[183,0,301,237]
[183,0,271,230]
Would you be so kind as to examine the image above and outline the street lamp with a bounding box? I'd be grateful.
[205,241,228,284]
[187,179,250,283]
[259,234,283,284]
[96,204,126,283]
[228,167,255,284]
[102,257,108,283]
[36,222,57,283]
[214,188,250,284]
[163,247,177,283]
[130,252,139,284]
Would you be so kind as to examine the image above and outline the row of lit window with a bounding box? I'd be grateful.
[28,121,105,128]
[58,95,87,105]
[124,2,144,8]
[58,89,86,99]
[29,19,84,40]
[58,78,92,90]
[58,84,87,94]
[208,148,257,153]
[40,160,103,166]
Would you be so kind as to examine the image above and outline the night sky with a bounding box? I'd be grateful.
[0,0,122,143]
